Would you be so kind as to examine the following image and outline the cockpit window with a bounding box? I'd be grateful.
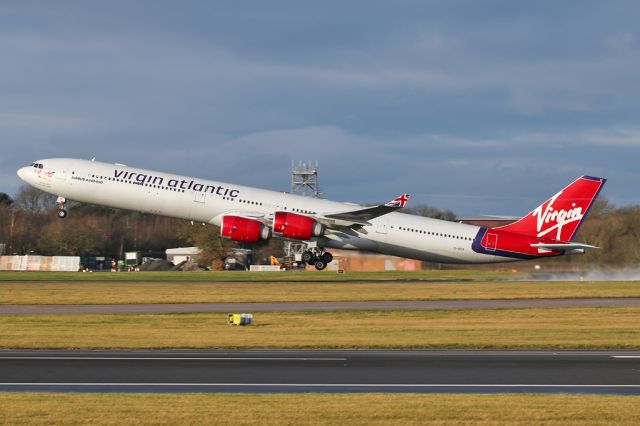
[39,164,44,169]
[32,163,44,169]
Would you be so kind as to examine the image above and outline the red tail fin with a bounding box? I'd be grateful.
[495,176,606,242]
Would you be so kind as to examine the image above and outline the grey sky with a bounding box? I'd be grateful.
[1,1,638,215]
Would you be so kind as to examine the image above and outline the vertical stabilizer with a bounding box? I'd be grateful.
[495,176,606,241]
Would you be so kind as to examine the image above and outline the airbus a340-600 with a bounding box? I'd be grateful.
[17,159,606,270]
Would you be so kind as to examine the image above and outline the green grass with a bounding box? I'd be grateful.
[1,393,639,425]
[1,307,639,349]
[1,280,639,305]
[0,269,520,282]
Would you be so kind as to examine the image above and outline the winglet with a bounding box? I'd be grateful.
[385,193,411,208]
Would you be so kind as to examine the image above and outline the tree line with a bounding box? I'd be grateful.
[561,199,640,267]
[0,186,280,267]
[0,186,637,267]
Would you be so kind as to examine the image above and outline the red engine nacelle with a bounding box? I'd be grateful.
[273,212,324,240]
[221,216,271,242]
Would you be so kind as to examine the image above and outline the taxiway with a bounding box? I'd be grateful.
[1,350,639,394]
[2,297,639,314]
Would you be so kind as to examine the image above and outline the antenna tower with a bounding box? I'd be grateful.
[284,161,322,260]
[290,160,322,198]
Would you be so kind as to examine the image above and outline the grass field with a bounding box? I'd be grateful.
[2,271,637,425]
[1,393,639,425]
[0,270,520,282]
[2,270,638,350]
[2,278,640,305]
[2,307,639,349]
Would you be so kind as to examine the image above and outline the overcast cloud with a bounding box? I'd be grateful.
[1,1,639,215]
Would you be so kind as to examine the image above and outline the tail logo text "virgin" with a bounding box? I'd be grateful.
[533,191,584,240]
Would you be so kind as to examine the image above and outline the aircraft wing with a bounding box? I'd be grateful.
[214,211,272,225]
[319,194,411,227]
[530,242,599,251]
[216,194,410,230]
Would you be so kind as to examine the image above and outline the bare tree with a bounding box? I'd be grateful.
[13,186,57,214]
[178,222,229,267]
[0,193,13,206]
[38,216,108,256]
[405,204,456,221]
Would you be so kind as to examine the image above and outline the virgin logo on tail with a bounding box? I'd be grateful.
[494,176,605,242]
[533,191,584,240]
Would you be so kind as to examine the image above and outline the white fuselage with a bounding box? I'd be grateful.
[17,158,512,264]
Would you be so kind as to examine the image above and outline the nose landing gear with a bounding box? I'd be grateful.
[56,196,67,219]
[302,248,334,271]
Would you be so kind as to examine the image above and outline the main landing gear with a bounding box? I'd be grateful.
[302,248,334,271]
[56,196,67,219]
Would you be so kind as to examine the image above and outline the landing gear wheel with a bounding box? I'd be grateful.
[56,196,68,219]
[321,252,333,263]
[314,260,327,271]
[301,251,314,264]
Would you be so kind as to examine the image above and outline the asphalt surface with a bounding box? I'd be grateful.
[2,297,640,314]
[0,279,474,283]
[1,350,639,394]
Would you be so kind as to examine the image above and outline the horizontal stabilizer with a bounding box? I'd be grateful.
[530,242,599,251]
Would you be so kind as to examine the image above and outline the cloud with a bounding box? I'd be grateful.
[583,128,640,146]
[508,128,640,147]
[0,113,95,131]
[1,1,639,215]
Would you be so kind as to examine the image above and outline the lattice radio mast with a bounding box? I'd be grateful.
[284,161,322,260]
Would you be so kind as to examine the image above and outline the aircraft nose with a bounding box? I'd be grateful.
[17,167,29,181]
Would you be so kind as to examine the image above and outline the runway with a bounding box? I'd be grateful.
[0,278,474,283]
[2,297,640,314]
[1,350,639,394]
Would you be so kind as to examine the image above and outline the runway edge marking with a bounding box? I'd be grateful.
[0,357,348,361]
[2,383,640,388]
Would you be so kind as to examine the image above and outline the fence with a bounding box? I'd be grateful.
[0,255,81,272]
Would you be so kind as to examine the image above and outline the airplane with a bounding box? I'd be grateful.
[17,158,606,270]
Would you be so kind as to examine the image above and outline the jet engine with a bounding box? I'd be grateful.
[221,216,271,242]
[273,212,325,240]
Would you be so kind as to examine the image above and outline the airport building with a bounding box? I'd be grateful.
[310,249,424,272]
